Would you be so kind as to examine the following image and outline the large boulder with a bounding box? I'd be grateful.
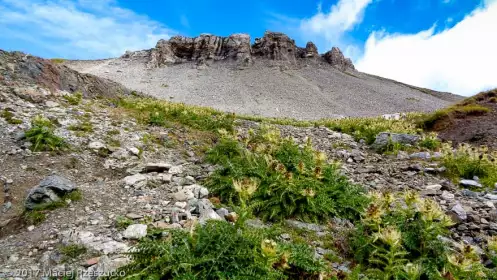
[371,132,420,151]
[323,47,355,71]
[25,175,77,210]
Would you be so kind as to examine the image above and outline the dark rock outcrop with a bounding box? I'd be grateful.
[148,34,251,67]
[323,47,355,71]
[0,50,132,100]
[251,31,298,63]
[25,175,77,210]
[142,31,355,71]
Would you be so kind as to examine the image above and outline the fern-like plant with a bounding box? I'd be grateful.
[25,116,67,152]
[206,125,369,222]
[107,220,325,280]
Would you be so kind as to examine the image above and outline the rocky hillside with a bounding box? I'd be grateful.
[65,31,462,120]
[1,50,497,279]
[421,88,497,149]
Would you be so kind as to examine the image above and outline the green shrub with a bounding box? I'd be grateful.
[63,92,83,105]
[25,116,67,152]
[419,132,441,150]
[109,220,325,279]
[115,216,133,230]
[117,97,235,132]
[490,97,497,103]
[350,191,487,279]
[321,116,419,144]
[1,109,23,124]
[205,126,369,222]
[441,143,497,188]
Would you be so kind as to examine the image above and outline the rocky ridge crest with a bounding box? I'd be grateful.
[123,31,355,71]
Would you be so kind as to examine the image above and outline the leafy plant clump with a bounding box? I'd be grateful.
[321,115,420,144]
[25,116,67,152]
[441,143,497,188]
[351,191,488,279]
[117,97,235,132]
[109,220,326,280]
[206,126,369,222]
[63,92,83,105]
[1,109,23,124]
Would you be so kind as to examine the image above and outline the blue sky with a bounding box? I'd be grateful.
[0,0,496,95]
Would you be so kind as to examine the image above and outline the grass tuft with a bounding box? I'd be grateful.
[1,109,23,124]
[63,92,83,105]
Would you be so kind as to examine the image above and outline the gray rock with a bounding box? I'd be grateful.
[123,224,147,239]
[216,208,230,219]
[198,199,223,224]
[461,189,479,198]
[451,203,468,221]
[122,174,147,188]
[409,152,431,160]
[371,132,420,151]
[441,191,455,200]
[460,179,482,188]
[485,194,497,200]
[173,189,195,201]
[88,141,106,150]
[25,175,77,210]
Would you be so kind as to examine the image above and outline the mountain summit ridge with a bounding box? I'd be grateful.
[123,31,355,71]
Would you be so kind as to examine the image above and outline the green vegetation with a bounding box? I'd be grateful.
[351,191,489,279]
[420,104,490,130]
[25,116,67,152]
[109,220,326,280]
[63,92,83,105]
[441,143,497,188]
[205,126,369,222]
[0,109,23,124]
[68,120,93,133]
[23,211,47,225]
[418,132,442,150]
[51,58,66,64]
[23,190,82,225]
[117,97,236,132]
[490,97,497,103]
[115,216,133,230]
[59,244,87,261]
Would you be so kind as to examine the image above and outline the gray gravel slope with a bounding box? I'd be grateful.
[66,58,461,120]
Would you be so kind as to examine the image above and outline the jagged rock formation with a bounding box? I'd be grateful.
[145,33,252,67]
[130,31,355,71]
[324,47,355,71]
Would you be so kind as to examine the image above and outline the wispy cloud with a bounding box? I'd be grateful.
[0,0,174,59]
[268,0,373,57]
[356,1,497,96]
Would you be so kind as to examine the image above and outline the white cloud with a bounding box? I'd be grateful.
[0,0,174,59]
[355,1,497,96]
[299,0,373,53]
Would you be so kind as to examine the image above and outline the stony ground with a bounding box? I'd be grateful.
[1,83,496,279]
[64,57,461,120]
